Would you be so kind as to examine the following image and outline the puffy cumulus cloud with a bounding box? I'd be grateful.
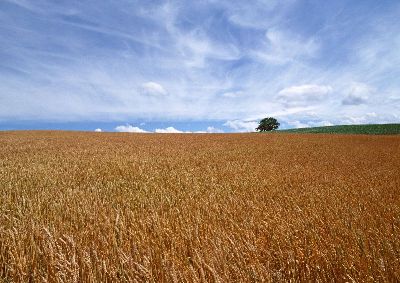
[333,112,400,125]
[161,126,224,134]
[114,125,224,134]
[287,121,310,129]
[286,120,332,129]
[206,126,224,133]
[342,83,371,105]
[278,84,333,106]
[115,124,148,133]
[342,94,367,105]
[190,126,224,133]
[155,126,184,133]
[223,120,257,132]
[94,128,102,132]
[141,82,167,96]
[308,121,334,127]
[342,112,382,125]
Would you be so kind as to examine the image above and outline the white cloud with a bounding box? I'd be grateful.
[177,31,240,68]
[206,126,224,133]
[287,121,310,129]
[223,120,257,132]
[94,128,102,132]
[222,91,244,98]
[3,0,42,13]
[1,0,399,128]
[224,0,295,29]
[340,112,397,125]
[278,84,333,106]
[342,83,371,105]
[155,126,183,133]
[286,120,333,129]
[141,82,167,96]
[344,116,367,124]
[308,121,333,127]
[115,124,148,133]
[253,29,319,65]
[114,125,224,134]
[342,94,367,105]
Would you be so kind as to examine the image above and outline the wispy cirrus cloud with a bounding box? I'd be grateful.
[0,0,399,130]
[253,29,320,65]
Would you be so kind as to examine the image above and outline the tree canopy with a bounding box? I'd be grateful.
[256,117,280,132]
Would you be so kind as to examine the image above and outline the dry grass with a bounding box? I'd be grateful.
[0,131,399,282]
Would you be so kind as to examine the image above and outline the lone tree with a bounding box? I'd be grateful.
[256,117,280,132]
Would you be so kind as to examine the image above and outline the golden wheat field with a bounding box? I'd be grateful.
[0,131,399,282]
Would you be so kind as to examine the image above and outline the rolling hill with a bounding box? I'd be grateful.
[279,123,400,135]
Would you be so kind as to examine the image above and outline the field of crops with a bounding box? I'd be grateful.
[280,123,400,135]
[0,131,399,282]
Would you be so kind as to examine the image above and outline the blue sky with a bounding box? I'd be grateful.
[0,0,399,132]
